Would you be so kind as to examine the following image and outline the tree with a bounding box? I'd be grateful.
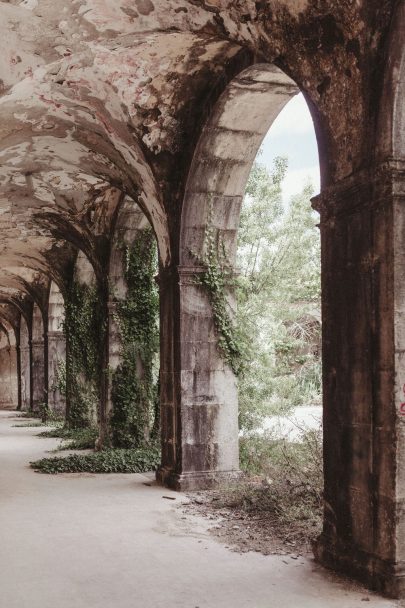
[237,157,321,432]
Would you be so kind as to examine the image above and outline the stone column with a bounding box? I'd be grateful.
[8,343,18,409]
[20,343,31,411]
[313,163,405,597]
[0,342,18,409]
[156,265,240,490]
[31,338,45,412]
[16,342,22,410]
[47,330,66,415]
[106,299,121,424]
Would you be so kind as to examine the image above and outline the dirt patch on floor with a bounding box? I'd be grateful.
[182,478,322,558]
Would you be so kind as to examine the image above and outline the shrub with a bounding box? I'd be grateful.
[235,426,323,540]
[30,445,161,474]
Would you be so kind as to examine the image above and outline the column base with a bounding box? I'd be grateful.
[313,533,405,598]
[156,467,241,491]
[0,402,17,410]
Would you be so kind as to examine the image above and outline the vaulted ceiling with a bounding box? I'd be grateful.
[0,0,396,331]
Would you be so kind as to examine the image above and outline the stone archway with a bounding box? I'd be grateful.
[158,64,318,490]
[157,46,405,596]
[0,321,18,410]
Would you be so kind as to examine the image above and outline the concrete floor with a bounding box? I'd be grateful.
[0,411,399,608]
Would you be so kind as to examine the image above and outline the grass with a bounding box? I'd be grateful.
[14,408,64,426]
[15,411,42,419]
[230,426,323,546]
[38,426,98,451]
[13,422,50,428]
[30,445,161,474]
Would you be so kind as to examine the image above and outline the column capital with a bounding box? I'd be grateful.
[157,264,238,288]
[312,160,405,221]
[155,264,177,287]
[311,168,371,219]
[48,331,65,339]
[31,340,44,347]
[177,265,206,286]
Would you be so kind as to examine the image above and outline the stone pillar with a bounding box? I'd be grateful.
[20,343,31,411]
[16,342,22,410]
[31,338,45,412]
[0,341,18,410]
[156,265,240,490]
[106,299,121,423]
[8,343,18,408]
[313,163,405,597]
[47,330,66,415]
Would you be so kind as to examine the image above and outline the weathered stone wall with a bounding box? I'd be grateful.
[47,281,66,414]
[107,199,150,419]
[31,303,45,411]
[0,327,18,410]
[0,0,403,597]
[19,315,31,410]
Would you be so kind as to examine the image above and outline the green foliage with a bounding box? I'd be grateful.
[198,424,323,548]
[193,155,320,391]
[194,201,245,376]
[236,157,321,431]
[110,229,159,448]
[39,401,64,424]
[50,359,67,395]
[13,422,48,428]
[64,279,105,429]
[38,426,73,438]
[38,425,98,450]
[14,410,63,427]
[231,427,323,542]
[17,410,42,419]
[30,445,161,474]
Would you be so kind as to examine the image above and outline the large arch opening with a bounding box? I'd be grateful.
[158,63,325,491]
[0,320,18,410]
[236,93,321,457]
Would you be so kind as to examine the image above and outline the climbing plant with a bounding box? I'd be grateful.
[110,229,159,448]
[193,201,246,376]
[51,358,67,395]
[64,279,106,429]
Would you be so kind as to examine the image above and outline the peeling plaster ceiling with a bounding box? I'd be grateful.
[0,0,396,327]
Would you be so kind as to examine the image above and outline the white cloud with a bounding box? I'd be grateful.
[282,166,320,203]
[270,93,315,137]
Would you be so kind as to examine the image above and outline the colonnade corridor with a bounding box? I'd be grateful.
[0,410,398,608]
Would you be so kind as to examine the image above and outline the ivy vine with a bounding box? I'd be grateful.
[63,280,106,429]
[51,358,67,396]
[110,229,160,448]
[193,201,245,376]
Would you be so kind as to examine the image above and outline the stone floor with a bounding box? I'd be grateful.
[0,410,399,608]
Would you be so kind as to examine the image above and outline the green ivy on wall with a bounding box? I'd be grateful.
[194,201,246,376]
[64,280,106,429]
[110,229,159,448]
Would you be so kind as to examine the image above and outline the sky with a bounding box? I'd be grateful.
[258,93,320,204]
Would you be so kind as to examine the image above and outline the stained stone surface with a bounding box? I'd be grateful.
[0,0,404,597]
